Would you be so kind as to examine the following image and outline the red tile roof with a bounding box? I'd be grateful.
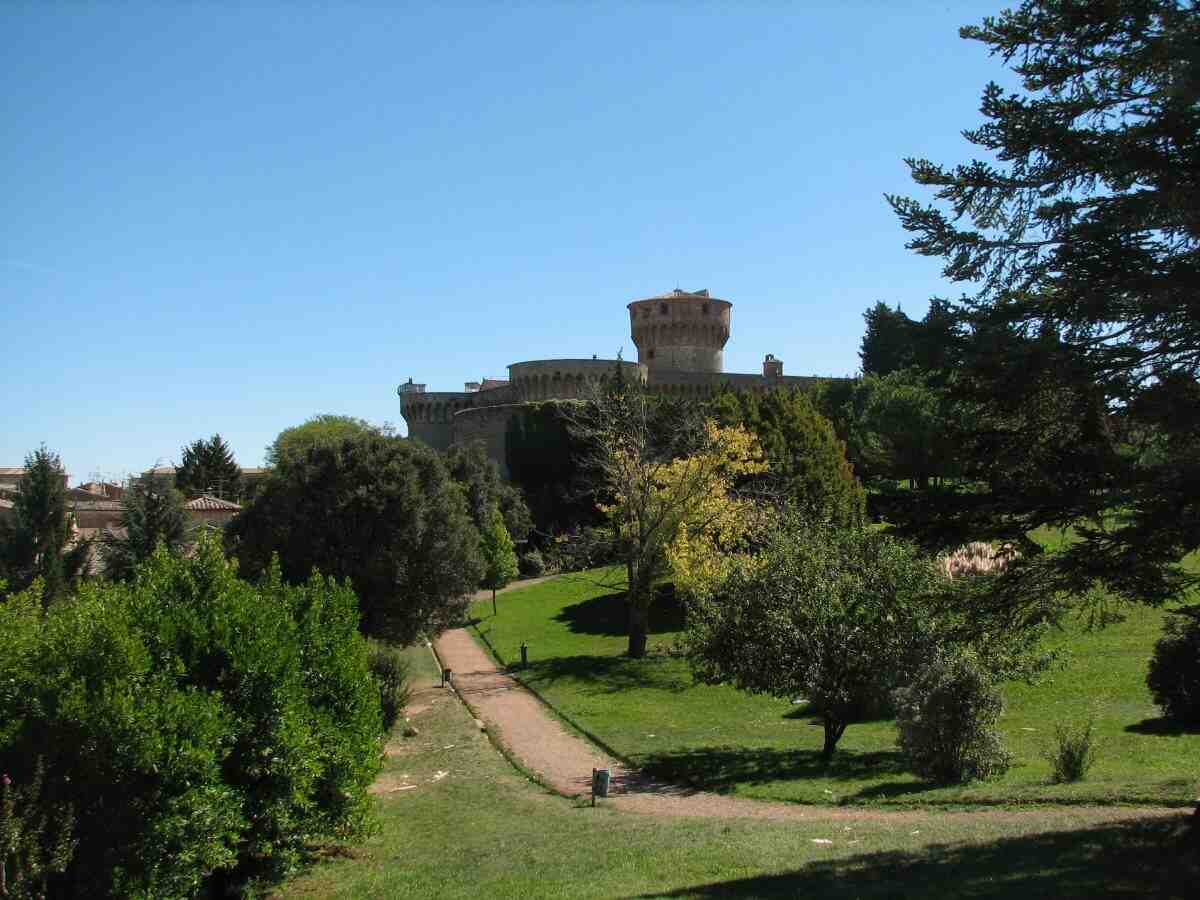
[183,495,242,512]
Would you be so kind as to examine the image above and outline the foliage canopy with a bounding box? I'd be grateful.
[228,431,483,643]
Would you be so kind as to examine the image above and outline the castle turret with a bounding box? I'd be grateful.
[628,288,731,374]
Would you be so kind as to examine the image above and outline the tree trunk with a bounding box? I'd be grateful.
[492,588,497,617]
[627,598,649,659]
[820,718,845,761]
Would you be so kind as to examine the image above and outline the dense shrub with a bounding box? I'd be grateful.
[894,651,1011,783]
[368,641,411,734]
[546,526,620,573]
[0,759,76,898]
[519,548,546,577]
[0,537,383,898]
[228,432,483,642]
[1146,612,1200,724]
[1045,717,1099,783]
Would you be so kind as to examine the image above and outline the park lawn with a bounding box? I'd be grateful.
[280,639,1196,899]
[468,566,1200,809]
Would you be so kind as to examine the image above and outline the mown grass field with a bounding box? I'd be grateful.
[281,638,1196,899]
[467,562,1200,808]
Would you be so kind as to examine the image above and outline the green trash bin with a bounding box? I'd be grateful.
[592,768,610,799]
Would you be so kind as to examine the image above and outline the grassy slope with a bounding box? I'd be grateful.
[468,565,1200,808]
[281,641,1196,899]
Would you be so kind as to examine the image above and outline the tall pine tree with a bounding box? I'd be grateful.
[888,0,1200,609]
[176,434,242,501]
[0,447,90,605]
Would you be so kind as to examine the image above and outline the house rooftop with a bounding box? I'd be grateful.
[183,495,242,512]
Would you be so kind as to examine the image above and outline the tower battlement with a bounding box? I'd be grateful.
[627,288,731,374]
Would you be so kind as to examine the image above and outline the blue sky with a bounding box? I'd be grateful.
[2,1,1013,481]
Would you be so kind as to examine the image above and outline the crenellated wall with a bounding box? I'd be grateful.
[506,359,645,401]
[398,390,477,450]
[397,288,847,474]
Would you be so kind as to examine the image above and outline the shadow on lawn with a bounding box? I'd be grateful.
[639,745,910,793]
[627,815,1198,899]
[554,591,685,637]
[1126,716,1200,736]
[522,654,694,694]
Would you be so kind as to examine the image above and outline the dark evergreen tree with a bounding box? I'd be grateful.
[887,0,1200,608]
[227,432,483,643]
[0,446,89,605]
[176,434,242,501]
[101,473,189,581]
[710,388,866,525]
[859,302,916,376]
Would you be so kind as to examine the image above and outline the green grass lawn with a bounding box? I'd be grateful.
[468,567,1200,809]
[280,639,1197,899]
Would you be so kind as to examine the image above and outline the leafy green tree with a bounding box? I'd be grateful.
[480,506,520,615]
[683,519,945,759]
[100,474,189,581]
[569,381,761,658]
[710,387,865,524]
[227,432,483,643]
[0,447,89,606]
[888,0,1200,605]
[845,371,957,490]
[264,414,384,469]
[443,441,533,543]
[175,434,242,501]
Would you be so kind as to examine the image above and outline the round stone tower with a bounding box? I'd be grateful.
[628,288,731,374]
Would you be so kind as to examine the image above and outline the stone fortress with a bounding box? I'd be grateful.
[398,288,830,473]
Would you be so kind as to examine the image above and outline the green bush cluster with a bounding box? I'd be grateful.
[893,651,1011,783]
[1146,612,1200,725]
[519,548,547,577]
[368,640,412,734]
[547,526,620,573]
[0,537,383,898]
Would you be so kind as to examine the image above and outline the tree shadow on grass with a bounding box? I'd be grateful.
[554,592,685,637]
[1126,716,1200,736]
[628,815,1198,899]
[521,653,694,695]
[639,745,910,793]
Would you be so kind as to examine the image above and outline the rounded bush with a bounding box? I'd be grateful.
[1146,612,1200,725]
[894,651,1011,783]
[519,549,546,577]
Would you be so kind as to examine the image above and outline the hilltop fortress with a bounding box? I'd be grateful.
[399,288,832,473]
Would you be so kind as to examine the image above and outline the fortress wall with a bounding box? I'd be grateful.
[507,359,644,401]
[450,403,526,478]
[399,390,478,450]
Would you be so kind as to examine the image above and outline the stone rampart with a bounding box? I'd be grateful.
[506,359,644,401]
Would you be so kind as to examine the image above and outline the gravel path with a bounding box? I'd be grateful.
[433,595,1181,827]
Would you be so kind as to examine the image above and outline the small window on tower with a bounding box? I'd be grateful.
[702,303,709,315]
[660,303,668,315]
[647,349,655,359]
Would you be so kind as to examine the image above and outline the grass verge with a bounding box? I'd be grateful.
[280,641,1197,898]
[468,567,1200,808]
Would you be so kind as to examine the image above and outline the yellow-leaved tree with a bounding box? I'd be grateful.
[572,380,767,658]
